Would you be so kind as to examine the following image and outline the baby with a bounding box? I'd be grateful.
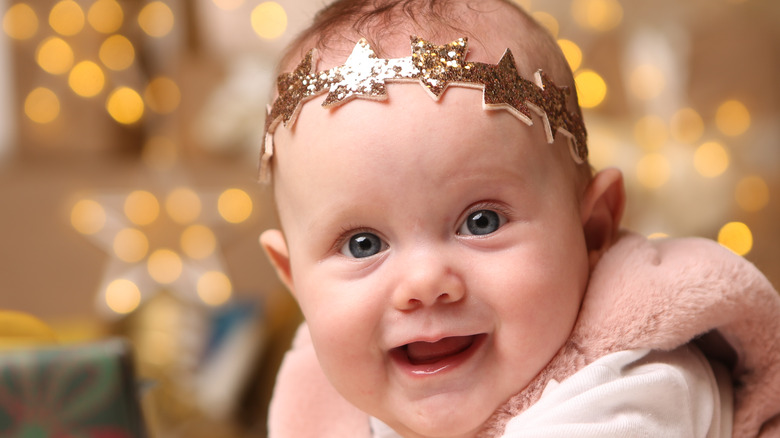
[259,1,780,437]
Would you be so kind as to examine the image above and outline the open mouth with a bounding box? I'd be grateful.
[391,334,486,374]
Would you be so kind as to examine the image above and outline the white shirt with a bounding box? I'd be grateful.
[371,346,733,438]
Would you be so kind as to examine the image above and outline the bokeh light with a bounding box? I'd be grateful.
[3,3,39,40]
[532,11,559,38]
[87,0,124,34]
[629,64,665,101]
[693,141,730,178]
[99,34,135,71]
[218,188,253,223]
[251,2,287,40]
[557,39,582,72]
[138,1,174,38]
[24,87,60,124]
[718,222,753,256]
[634,115,668,151]
[716,100,751,137]
[197,271,232,306]
[36,37,74,75]
[670,107,704,144]
[68,61,105,97]
[144,76,181,114]
[636,153,671,189]
[165,187,202,224]
[71,199,106,235]
[49,0,85,37]
[106,86,144,124]
[571,0,623,32]
[124,190,160,226]
[142,136,178,170]
[574,70,607,108]
[735,175,770,213]
[105,279,141,314]
[180,224,217,260]
[147,249,183,284]
[113,228,149,263]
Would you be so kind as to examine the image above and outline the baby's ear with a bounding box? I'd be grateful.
[260,229,295,293]
[580,168,625,270]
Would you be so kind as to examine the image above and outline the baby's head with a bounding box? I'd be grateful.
[260,1,625,437]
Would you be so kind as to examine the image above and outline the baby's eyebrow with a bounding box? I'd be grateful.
[261,36,587,182]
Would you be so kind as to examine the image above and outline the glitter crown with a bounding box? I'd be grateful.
[261,36,588,179]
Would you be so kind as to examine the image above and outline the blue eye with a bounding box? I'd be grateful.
[341,232,385,258]
[458,210,505,236]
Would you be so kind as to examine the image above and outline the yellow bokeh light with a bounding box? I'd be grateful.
[735,175,770,213]
[571,0,623,32]
[532,11,559,38]
[670,107,704,144]
[71,199,106,235]
[88,0,124,34]
[36,37,74,75]
[218,188,253,223]
[694,141,730,178]
[166,187,202,224]
[647,232,669,240]
[69,61,105,97]
[113,228,149,263]
[181,224,217,260]
[106,86,144,124]
[105,279,142,314]
[99,34,135,71]
[49,0,85,36]
[197,271,232,306]
[715,100,751,137]
[718,222,752,256]
[24,87,60,124]
[251,1,287,40]
[574,69,607,108]
[138,1,174,38]
[634,115,668,151]
[147,249,183,284]
[3,3,38,40]
[636,153,671,189]
[144,76,181,114]
[629,64,665,100]
[124,190,159,226]
[213,0,245,10]
[142,136,178,170]
[557,39,582,72]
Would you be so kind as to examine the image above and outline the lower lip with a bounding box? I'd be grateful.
[390,334,487,377]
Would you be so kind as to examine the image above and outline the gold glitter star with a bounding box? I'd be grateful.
[272,49,322,129]
[534,71,588,163]
[481,50,536,125]
[323,39,393,107]
[410,36,473,99]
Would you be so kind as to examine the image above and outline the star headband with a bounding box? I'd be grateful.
[261,36,588,180]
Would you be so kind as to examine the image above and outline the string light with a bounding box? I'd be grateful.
[571,0,623,32]
[3,3,39,40]
[634,115,668,151]
[718,222,752,256]
[113,228,150,263]
[71,199,106,235]
[138,1,174,38]
[147,249,183,284]
[670,107,704,144]
[49,0,85,37]
[218,189,253,223]
[87,0,124,34]
[636,153,671,189]
[105,279,142,314]
[36,36,74,75]
[124,190,160,226]
[716,100,751,136]
[165,187,202,224]
[68,61,105,97]
[24,87,61,124]
[574,69,607,108]
[197,271,232,306]
[557,39,582,72]
[735,175,770,213]
[99,34,135,71]
[693,141,730,178]
[251,2,287,40]
[181,225,217,260]
[106,86,144,124]
[532,11,559,38]
[144,76,181,114]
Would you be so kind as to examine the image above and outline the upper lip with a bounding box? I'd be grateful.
[389,332,485,351]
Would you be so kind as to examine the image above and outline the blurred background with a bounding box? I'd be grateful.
[0,0,777,436]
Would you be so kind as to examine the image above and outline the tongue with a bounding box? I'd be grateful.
[406,336,475,365]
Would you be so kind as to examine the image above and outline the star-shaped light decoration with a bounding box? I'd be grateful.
[70,184,254,317]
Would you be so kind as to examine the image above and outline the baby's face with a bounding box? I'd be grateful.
[268,85,591,438]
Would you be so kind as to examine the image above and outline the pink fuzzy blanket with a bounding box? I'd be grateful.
[268,232,780,437]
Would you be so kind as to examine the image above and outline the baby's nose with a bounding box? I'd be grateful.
[391,254,466,310]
